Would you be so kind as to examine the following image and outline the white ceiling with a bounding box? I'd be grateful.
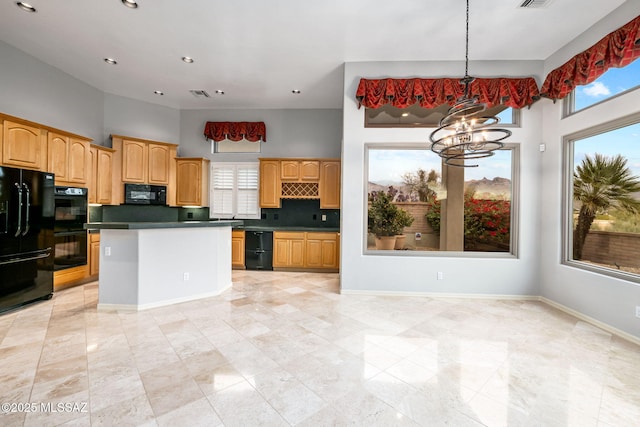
[0,0,629,110]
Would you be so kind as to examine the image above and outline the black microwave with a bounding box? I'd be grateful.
[124,183,167,205]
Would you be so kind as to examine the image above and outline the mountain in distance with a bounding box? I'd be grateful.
[368,177,511,200]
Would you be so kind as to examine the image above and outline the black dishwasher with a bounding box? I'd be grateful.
[245,231,273,270]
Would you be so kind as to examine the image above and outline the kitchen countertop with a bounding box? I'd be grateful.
[234,225,340,232]
[85,220,242,230]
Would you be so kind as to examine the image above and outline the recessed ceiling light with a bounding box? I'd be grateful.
[104,58,117,65]
[16,2,37,12]
[401,112,409,117]
[182,56,194,63]
[292,89,301,94]
[215,90,225,95]
[121,0,138,9]
[154,90,164,95]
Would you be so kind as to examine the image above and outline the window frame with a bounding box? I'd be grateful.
[562,62,640,118]
[363,142,520,258]
[209,162,260,219]
[561,112,640,284]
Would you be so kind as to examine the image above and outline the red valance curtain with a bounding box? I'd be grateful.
[203,121,267,142]
[355,77,540,110]
[541,15,640,101]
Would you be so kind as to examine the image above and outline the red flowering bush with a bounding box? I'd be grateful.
[425,191,511,250]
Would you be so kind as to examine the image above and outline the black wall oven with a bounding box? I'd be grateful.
[53,186,88,271]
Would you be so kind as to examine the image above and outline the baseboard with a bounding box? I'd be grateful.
[97,282,232,311]
[539,296,640,346]
[339,289,539,301]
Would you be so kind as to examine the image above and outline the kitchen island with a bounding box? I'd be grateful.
[85,221,241,310]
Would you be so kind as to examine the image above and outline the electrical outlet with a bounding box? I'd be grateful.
[437,272,443,280]
[636,306,640,318]
[183,272,190,281]
[321,214,327,221]
[104,246,111,256]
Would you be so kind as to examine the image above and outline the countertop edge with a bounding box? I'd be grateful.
[85,220,243,230]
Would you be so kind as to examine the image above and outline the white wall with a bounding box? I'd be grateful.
[0,41,104,143]
[103,93,181,146]
[341,60,545,297]
[179,109,342,161]
[539,0,640,339]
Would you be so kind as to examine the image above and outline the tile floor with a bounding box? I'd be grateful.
[1,270,639,426]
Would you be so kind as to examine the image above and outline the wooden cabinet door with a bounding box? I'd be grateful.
[231,230,245,269]
[148,143,171,185]
[305,232,338,268]
[122,140,147,183]
[67,138,90,184]
[273,232,305,268]
[88,147,97,204]
[96,149,113,204]
[2,120,45,170]
[48,132,70,182]
[290,239,305,267]
[300,161,320,180]
[260,160,280,208]
[280,160,299,181]
[273,237,290,267]
[320,161,341,209]
[90,238,100,276]
[176,160,200,206]
[305,238,323,268]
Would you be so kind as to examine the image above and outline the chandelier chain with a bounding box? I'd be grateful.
[465,0,469,79]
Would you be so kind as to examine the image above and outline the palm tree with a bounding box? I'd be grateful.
[573,153,640,260]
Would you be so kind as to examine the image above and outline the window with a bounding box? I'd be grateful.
[210,162,260,219]
[213,138,261,153]
[563,116,640,282]
[366,144,518,255]
[565,59,640,115]
[364,104,519,127]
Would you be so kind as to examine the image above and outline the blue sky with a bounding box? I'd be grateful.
[575,60,640,111]
[572,60,640,177]
[573,122,640,177]
[368,149,511,184]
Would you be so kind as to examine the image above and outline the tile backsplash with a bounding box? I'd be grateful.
[242,199,339,228]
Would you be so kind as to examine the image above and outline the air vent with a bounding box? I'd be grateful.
[189,90,211,98]
[519,0,552,8]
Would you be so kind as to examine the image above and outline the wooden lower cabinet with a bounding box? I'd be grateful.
[305,232,339,269]
[89,232,100,276]
[232,230,245,269]
[273,232,305,268]
[273,231,338,270]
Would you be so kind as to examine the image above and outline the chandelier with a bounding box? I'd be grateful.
[429,0,511,167]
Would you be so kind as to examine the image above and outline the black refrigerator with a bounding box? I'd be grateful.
[0,166,55,313]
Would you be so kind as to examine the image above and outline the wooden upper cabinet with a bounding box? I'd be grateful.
[96,149,113,204]
[280,160,320,181]
[300,161,320,180]
[148,143,171,185]
[121,139,148,183]
[175,157,209,207]
[48,133,69,181]
[320,161,341,209]
[68,138,90,183]
[260,160,280,208]
[48,132,90,185]
[89,144,115,205]
[1,120,46,170]
[280,160,299,181]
